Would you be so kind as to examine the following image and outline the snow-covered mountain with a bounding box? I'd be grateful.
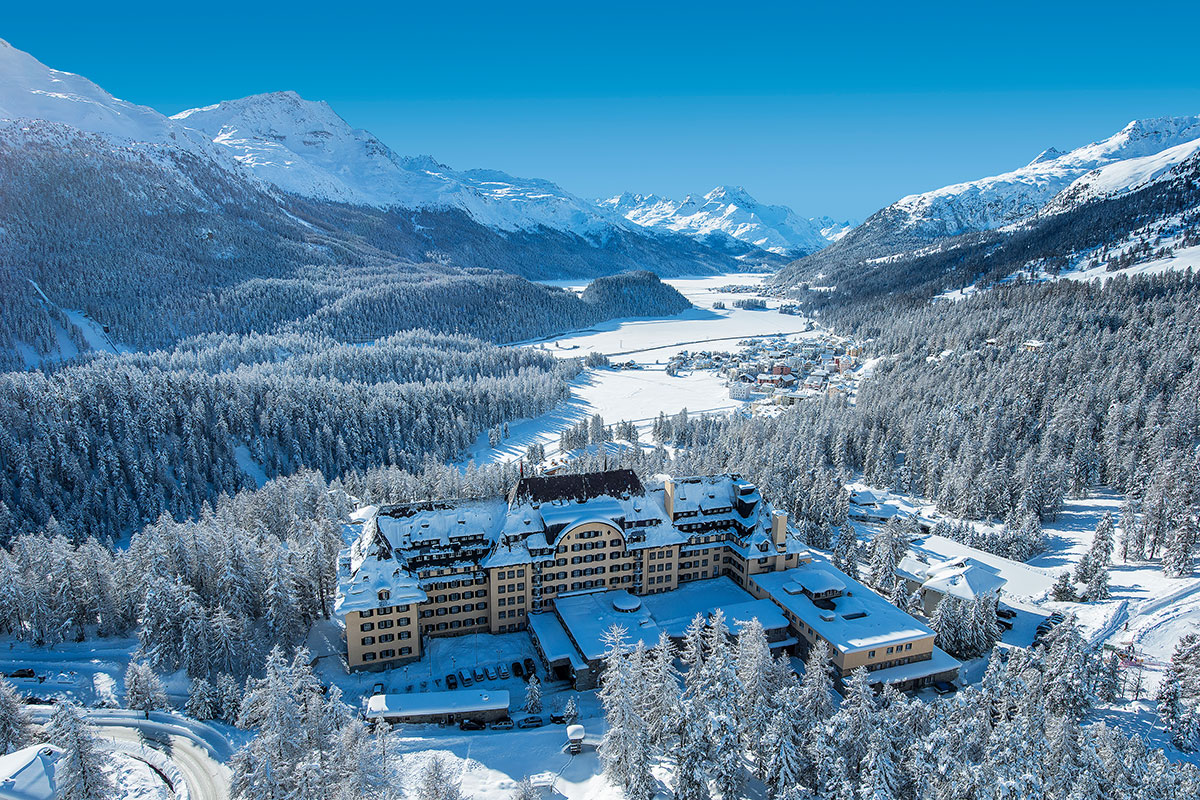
[888,115,1200,239]
[601,186,850,256]
[0,38,179,143]
[0,37,629,238]
[172,92,629,236]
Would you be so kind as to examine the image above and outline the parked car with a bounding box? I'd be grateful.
[473,667,486,682]
[458,719,485,731]
[523,658,537,677]
[446,674,458,690]
[549,713,566,724]
[490,717,514,730]
[998,618,1013,631]
[372,683,385,695]
[498,664,511,679]
[458,670,474,687]
[996,606,1017,620]
[485,667,498,681]
[517,716,544,729]
[511,661,524,678]
[932,681,957,695]
[6,669,35,679]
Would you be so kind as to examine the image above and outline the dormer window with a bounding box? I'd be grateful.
[378,590,391,602]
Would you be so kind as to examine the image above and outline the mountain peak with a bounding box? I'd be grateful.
[608,185,842,256]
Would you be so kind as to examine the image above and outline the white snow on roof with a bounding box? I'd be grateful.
[910,535,1056,600]
[863,645,960,686]
[552,590,663,661]
[365,689,510,719]
[528,612,589,670]
[755,558,934,654]
[639,576,788,636]
[0,744,62,800]
[921,557,1006,601]
[790,570,846,596]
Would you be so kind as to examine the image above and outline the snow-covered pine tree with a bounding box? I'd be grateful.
[562,696,579,725]
[1083,565,1111,601]
[46,701,113,800]
[185,677,217,721]
[124,661,168,719]
[416,754,462,800]
[735,618,774,773]
[1051,571,1076,602]
[598,625,653,800]
[0,678,32,754]
[643,631,681,749]
[674,615,711,800]
[524,673,543,715]
[511,777,540,800]
[1163,517,1196,578]
[929,596,966,658]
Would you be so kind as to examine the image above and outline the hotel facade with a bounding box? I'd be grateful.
[336,470,958,690]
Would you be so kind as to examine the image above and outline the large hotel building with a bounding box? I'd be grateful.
[336,470,959,691]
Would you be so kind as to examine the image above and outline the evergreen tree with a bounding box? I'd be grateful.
[0,678,32,754]
[46,701,113,800]
[185,677,217,721]
[124,662,168,719]
[523,673,543,715]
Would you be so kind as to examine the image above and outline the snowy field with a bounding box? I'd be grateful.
[463,274,824,466]
[529,274,813,362]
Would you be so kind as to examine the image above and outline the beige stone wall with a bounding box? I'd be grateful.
[638,544,678,594]
[487,563,529,632]
[538,521,632,603]
[346,603,421,669]
[839,634,934,674]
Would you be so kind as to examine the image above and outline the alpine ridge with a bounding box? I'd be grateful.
[601,185,852,257]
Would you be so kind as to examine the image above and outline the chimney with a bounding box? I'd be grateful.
[663,477,676,518]
[772,511,787,551]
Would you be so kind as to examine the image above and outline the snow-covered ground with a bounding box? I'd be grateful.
[529,274,812,360]
[464,274,826,466]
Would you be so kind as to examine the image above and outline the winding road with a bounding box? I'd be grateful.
[30,707,232,800]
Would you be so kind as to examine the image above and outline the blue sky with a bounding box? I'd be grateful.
[6,1,1200,220]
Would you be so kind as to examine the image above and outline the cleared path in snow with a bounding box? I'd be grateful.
[30,707,232,800]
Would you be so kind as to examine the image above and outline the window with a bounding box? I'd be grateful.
[400,647,412,655]
[399,631,411,640]
[377,606,393,615]
[379,633,395,643]
[360,622,375,632]
[362,653,376,662]
[398,617,410,626]
[361,636,375,646]
[869,650,876,658]
[378,590,390,602]
[378,619,394,629]
[359,609,374,618]
[379,649,396,659]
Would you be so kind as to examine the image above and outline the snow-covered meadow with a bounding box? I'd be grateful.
[463,274,824,465]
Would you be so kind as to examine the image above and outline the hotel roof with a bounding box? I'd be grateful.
[754,559,935,655]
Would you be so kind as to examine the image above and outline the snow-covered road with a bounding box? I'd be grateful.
[30,707,233,800]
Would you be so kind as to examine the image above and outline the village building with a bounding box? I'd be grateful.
[896,555,1007,616]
